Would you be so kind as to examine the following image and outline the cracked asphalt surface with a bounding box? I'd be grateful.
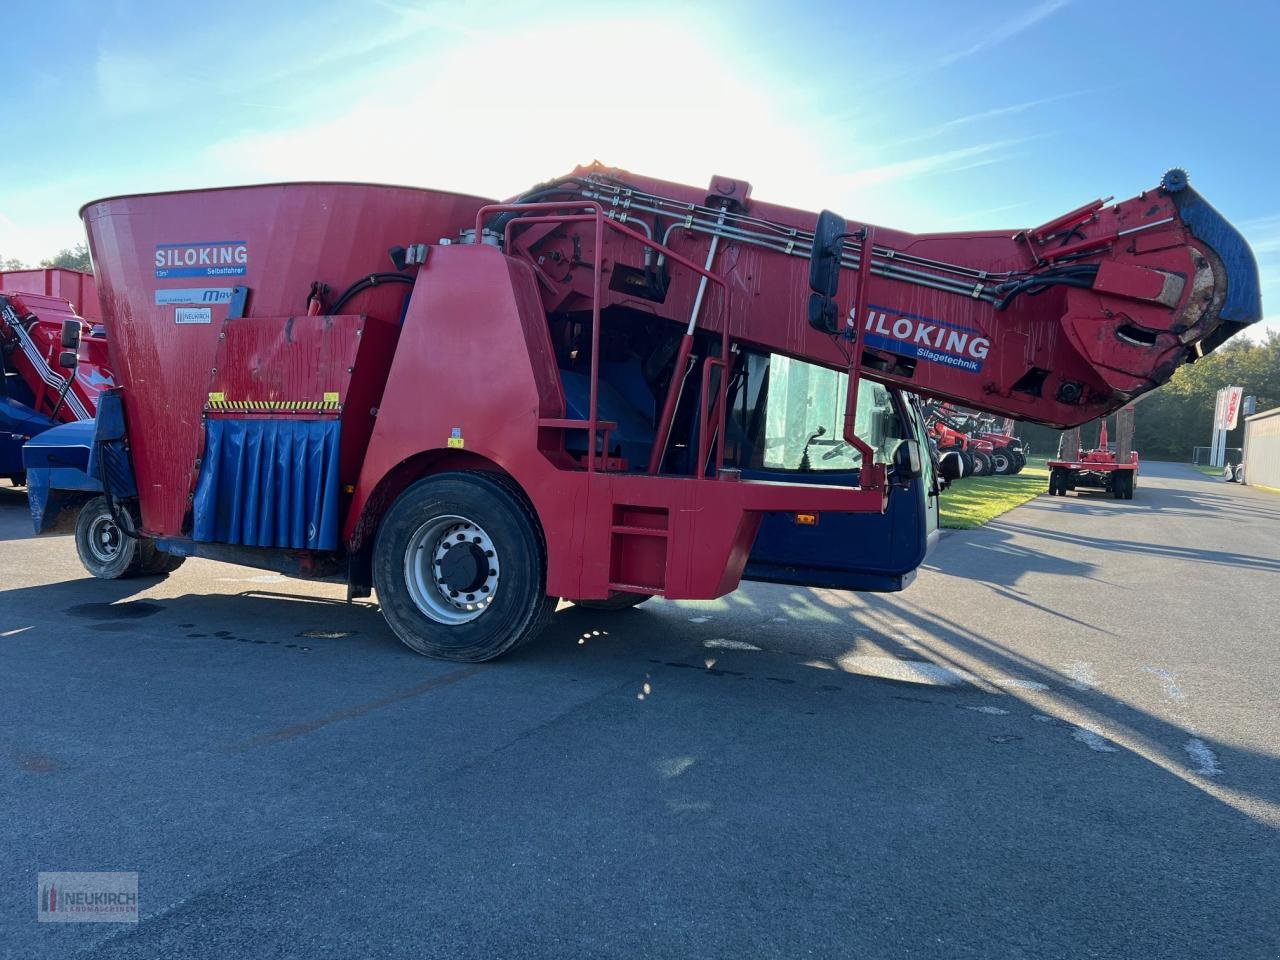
[2,462,1277,958]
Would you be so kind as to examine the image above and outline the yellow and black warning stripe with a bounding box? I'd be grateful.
[206,392,341,412]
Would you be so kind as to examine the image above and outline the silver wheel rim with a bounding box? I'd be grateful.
[87,513,123,564]
[403,514,499,625]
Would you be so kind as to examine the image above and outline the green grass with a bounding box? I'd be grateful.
[939,455,1050,530]
[1192,464,1229,478]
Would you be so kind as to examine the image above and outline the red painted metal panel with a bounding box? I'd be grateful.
[81,182,492,536]
[0,269,99,321]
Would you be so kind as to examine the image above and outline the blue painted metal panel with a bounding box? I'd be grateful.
[560,369,656,470]
[1173,187,1262,326]
[1,396,54,475]
[193,418,341,551]
[743,468,927,592]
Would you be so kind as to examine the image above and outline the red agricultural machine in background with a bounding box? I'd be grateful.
[1048,408,1139,499]
[0,269,111,484]
[21,164,1260,660]
[923,400,1029,476]
[925,414,997,476]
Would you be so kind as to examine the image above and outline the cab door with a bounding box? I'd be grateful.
[731,354,931,592]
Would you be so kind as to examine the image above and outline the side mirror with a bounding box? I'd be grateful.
[892,439,923,481]
[939,450,964,482]
[58,349,79,369]
[60,319,82,350]
[807,209,846,333]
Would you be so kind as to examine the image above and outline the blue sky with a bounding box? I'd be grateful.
[3,0,1277,333]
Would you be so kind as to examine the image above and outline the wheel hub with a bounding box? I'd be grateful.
[87,514,122,564]
[404,515,500,624]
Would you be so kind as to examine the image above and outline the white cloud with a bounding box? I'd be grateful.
[197,16,837,213]
[935,0,1073,68]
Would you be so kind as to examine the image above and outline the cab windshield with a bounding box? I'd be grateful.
[730,352,906,472]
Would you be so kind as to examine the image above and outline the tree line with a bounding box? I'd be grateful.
[1016,332,1280,462]
[1,242,92,273]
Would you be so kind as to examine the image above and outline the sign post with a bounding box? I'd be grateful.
[1211,386,1244,466]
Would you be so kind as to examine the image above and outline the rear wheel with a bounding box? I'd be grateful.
[373,472,556,661]
[1048,468,1066,496]
[75,496,146,580]
[577,592,652,611]
[142,550,186,575]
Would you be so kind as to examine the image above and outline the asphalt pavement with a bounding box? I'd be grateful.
[1,462,1276,958]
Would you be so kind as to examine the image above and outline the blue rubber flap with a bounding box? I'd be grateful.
[193,419,341,550]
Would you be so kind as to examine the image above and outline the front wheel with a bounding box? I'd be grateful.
[970,452,993,476]
[75,496,146,579]
[990,450,1013,475]
[373,472,556,661]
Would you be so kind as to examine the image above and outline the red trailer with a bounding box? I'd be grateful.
[1048,418,1139,499]
[22,166,1260,659]
[0,268,99,321]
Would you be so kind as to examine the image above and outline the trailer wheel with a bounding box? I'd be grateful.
[1048,468,1065,496]
[75,496,146,580]
[577,592,652,611]
[990,450,1013,474]
[373,472,555,661]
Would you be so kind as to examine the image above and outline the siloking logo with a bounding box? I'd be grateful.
[155,240,248,279]
[855,303,990,374]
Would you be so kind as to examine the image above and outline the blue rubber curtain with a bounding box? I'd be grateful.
[193,419,341,550]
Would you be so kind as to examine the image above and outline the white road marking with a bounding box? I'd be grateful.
[1066,661,1097,690]
[1144,666,1185,700]
[655,757,695,778]
[1071,726,1118,753]
[833,655,1043,691]
[1184,738,1222,777]
[703,638,761,651]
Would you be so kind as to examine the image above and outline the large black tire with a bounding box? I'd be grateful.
[1011,451,1027,473]
[142,550,187,576]
[75,496,147,579]
[970,452,993,476]
[577,592,652,611]
[959,450,975,478]
[373,472,556,661]
[990,449,1014,475]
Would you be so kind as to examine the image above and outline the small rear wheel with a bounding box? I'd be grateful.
[75,496,146,580]
[373,472,555,661]
[577,592,652,612]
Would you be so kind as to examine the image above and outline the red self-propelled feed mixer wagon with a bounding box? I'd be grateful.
[1,268,112,486]
[23,165,1261,660]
